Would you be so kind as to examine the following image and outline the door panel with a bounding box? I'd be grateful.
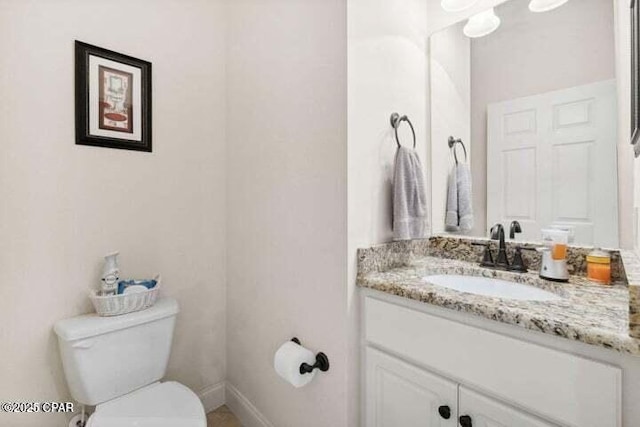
[502,148,537,223]
[488,102,543,242]
[459,386,559,427]
[504,109,537,135]
[487,80,618,246]
[365,347,458,427]
[551,141,595,243]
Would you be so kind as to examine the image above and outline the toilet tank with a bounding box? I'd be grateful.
[54,298,179,406]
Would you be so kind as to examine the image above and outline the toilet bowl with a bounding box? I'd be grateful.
[54,298,205,426]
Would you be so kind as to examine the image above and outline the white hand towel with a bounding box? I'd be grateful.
[445,163,474,233]
[393,146,428,240]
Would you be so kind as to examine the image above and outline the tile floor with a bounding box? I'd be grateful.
[207,405,242,427]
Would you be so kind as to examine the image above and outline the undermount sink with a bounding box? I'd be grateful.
[422,274,562,301]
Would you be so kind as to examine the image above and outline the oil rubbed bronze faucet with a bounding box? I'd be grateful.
[471,222,534,273]
[491,223,509,269]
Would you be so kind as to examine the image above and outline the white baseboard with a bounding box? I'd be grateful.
[198,381,226,413]
[225,382,274,427]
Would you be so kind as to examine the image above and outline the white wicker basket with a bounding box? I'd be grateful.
[90,276,161,317]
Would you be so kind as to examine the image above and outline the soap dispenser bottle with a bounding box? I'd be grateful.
[538,229,570,282]
[100,251,120,296]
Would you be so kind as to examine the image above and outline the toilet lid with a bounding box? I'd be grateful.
[88,382,206,427]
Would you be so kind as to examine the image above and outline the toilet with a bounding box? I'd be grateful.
[54,297,206,426]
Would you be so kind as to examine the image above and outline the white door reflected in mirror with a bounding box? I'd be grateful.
[486,81,619,247]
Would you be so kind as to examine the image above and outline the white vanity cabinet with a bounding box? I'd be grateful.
[366,347,458,427]
[365,347,557,427]
[362,295,622,427]
[458,387,557,427]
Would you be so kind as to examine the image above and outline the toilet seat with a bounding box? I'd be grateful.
[87,381,206,427]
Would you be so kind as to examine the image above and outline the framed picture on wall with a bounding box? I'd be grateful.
[75,41,152,152]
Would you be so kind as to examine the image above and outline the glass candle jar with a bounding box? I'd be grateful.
[586,249,611,285]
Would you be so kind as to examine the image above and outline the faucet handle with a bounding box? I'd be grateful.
[508,247,527,272]
[509,221,522,239]
[508,246,537,273]
[471,242,494,267]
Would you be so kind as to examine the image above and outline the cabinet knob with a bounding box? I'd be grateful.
[438,405,451,419]
[459,415,473,427]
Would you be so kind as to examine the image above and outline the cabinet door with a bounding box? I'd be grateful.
[458,386,559,427]
[366,347,458,427]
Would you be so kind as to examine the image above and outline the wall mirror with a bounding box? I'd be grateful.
[632,0,640,151]
[430,0,625,248]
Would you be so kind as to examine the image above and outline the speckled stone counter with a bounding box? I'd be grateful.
[357,238,640,355]
[620,250,640,339]
[427,235,627,281]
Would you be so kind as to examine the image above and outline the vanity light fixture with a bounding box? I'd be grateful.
[441,0,480,12]
[528,0,570,13]
[463,8,501,38]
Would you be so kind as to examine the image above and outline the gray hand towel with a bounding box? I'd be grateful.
[456,163,474,232]
[445,163,474,233]
[445,166,459,232]
[393,146,428,240]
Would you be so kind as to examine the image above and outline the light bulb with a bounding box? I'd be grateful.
[463,8,501,38]
[441,0,480,13]
[529,0,570,13]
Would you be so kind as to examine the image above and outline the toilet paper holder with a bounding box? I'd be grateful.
[291,337,330,375]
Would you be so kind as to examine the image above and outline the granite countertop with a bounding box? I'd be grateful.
[358,255,640,355]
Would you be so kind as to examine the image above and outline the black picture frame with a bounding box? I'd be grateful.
[631,0,640,154]
[75,41,152,152]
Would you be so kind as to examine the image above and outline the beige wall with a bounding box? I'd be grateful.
[347,0,428,424]
[226,1,349,426]
[0,1,227,425]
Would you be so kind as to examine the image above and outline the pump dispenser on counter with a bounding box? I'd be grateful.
[537,229,570,282]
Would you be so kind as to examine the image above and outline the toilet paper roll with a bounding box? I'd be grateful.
[274,341,317,388]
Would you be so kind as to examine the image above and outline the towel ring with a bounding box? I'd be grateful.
[390,113,416,149]
[448,136,468,164]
